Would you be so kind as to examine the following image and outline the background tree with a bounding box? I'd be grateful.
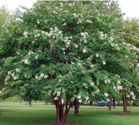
[122,19,139,48]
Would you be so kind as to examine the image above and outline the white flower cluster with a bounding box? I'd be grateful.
[95,53,99,58]
[130,91,136,100]
[86,19,93,24]
[5,75,10,84]
[83,83,88,89]
[109,36,114,42]
[117,85,123,90]
[15,68,21,73]
[80,32,89,43]
[34,30,41,38]
[82,48,87,53]
[48,27,63,39]
[73,43,79,48]
[7,71,18,80]
[23,31,28,38]
[22,58,30,65]
[76,95,82,103]
[104,93,108,97]
[28,51,40,60]
[28,51,34,56]
[95,88,100,94]
[52,10,58,15]
[113,86,117,91]
[73,13,79,18]
[35,73,48,80]
[98,31,107,40]
[37,19,40,24]
[102,60,106,65]
[64,36,72,48]
[117,80,121,84]
[34,27,63,41]
[90,82,94,86]
[110,42,120,51]
[104,79,111,84]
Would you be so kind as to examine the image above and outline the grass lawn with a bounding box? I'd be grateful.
[0,102,139,125]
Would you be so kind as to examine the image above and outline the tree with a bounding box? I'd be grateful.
[1,1,138,124]
[122,19,139,48]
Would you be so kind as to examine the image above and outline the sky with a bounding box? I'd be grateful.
[0,0,139,19]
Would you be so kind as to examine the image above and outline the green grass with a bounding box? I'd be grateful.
[0,102,139,125]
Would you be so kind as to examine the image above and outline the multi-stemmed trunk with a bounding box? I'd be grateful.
[54,99,71,125]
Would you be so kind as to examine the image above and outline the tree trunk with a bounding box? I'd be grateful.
[54,99,71,125]
[112,98,116,109]
[123,95,128,112]
[73,98,80,115]
[108,96,112,111]
[122,90,128,112]
[90,100,93,106]
[28,99,32,107]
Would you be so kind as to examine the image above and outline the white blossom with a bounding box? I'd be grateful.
[99,31,107,40]
[90,82,94,86]
[52,10,58,14]
[23,59,30,65]
[40,73,44,78]
[130,91,134,96]
[35,55,39,60]
[104,93,108,97]
[82,48,87,53]
[77,18,82,24]
[13,75,18,80]
[73,13,78,18]
[117,85,123,90]
[90,64,94,68]
[77,95,81,99]
[79,99,82,103]
[28,51,34,55]
[57,91,61,96]
[5,75,10,82]
[86,19,93,24]
[86,96,89,100]
[113,86,117,91]
[44,75,48,79]
[117,80,121,84]
[102,60,106,65]
[74,43,78,48]
[23,31,28,37]
[15,68,21,73]
[96,53,99,57]
[109,36,114,42]
[54,97,58,100]
[104,79,111,84]
[95,89,100,93]
[37,20,40,24]
[80,32,88,43]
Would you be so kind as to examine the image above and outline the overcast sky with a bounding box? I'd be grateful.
[0,0,139,19]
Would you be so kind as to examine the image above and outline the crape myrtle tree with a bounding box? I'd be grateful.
[1,1,138,125]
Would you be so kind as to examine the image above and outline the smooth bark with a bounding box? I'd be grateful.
[54,99,71,125]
